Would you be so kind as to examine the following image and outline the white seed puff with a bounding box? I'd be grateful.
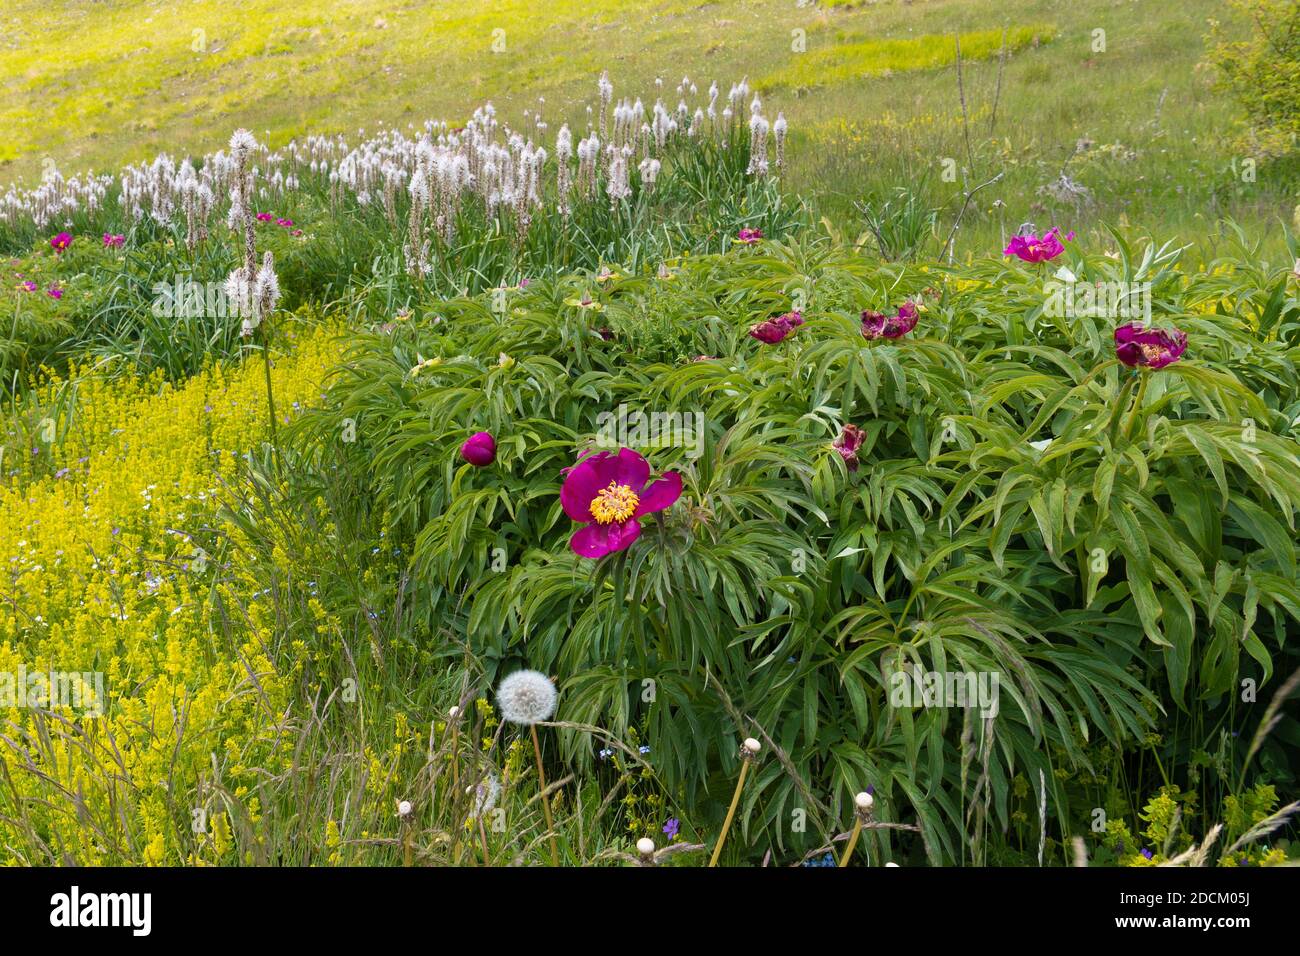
[497,669,557,725]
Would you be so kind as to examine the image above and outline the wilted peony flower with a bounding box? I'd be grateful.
[861,302,918,340]
[561,447,682,558]
[102,233,124,247]
[748,310,803,344]
[1003,227,1074,263]
[832,423,865,471]
[1114,323,1186,370]
[497,669,557,725]
[50,232,72,253]
[736,227,763,244]
[460,431,496,467]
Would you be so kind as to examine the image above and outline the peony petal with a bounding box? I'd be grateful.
[611,447,651,490]
[1116,342,1143,367]
[570,518,642,559]
[633,470,682,516]
[1115,323,1141,346]
[560,452,613,521]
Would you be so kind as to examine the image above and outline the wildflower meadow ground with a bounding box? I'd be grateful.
[0,0,1298,896]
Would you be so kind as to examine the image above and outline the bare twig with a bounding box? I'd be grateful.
[940,172,1004,262]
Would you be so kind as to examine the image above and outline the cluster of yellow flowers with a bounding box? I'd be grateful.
[0,328,340,864]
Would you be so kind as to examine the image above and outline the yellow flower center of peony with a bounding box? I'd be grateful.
[1139,343,1164,364]
[589,482,640,524]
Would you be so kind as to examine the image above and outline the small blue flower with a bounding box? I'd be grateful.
[638,744,651,754]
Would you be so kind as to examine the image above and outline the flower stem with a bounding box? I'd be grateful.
[1124,373,1149,442]
[1105,372,1137,450]
[708,759,751,867]
[478,816,491,865]
[260,324,280,474]
[838,817,864,867]
[450,723,459,802]
[531,724,560,866]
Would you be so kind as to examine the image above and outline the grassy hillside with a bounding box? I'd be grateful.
[4,0,1295,256]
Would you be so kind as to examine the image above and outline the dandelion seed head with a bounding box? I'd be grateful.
[496,669,557,725]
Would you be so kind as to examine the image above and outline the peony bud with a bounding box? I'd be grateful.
[460,431,496,467]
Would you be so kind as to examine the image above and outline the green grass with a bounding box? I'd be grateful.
[4,0,1296,261]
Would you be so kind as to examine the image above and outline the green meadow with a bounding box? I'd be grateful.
[4,0,1295,258]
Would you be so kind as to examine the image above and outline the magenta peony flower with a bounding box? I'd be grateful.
[862,302,918,340]
[256,212,275,222]
[736,227,763,244]
[832,423,866,471]
[276,217,294,228]
[102,233,125,247]
[460,431,496,466]
[748,310,803,344]
[1114,323,1186,370]
[561,448,682,558]
[1003,227,1074,263]
[19,280,37,292]
[50,232,72,253]
[47,286,63,299]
